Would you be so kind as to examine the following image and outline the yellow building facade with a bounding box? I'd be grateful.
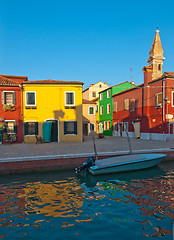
[22,80,83,143]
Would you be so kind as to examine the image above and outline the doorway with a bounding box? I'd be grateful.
[118,122,123,137]
[43,119,59,142]
[133,121,140,139]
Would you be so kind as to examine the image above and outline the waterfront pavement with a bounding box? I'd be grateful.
[0,135,174,162]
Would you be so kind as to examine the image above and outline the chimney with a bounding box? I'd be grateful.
[143,66,152,117]
[143,66,153,86]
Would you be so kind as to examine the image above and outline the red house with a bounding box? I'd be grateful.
[0,75,28,143]
[113,68,174,140]
[112,30,174,141]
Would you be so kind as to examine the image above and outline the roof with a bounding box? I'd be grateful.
[0,75,28,84]
[99,81,135,94]
[148,71,174,84]
[82,81,108,93]
[82,99,96,104]
[112,83,144,97]
[22,79,83,85]
[0,75,20,86]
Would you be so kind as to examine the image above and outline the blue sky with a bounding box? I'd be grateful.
[0,0,174,89]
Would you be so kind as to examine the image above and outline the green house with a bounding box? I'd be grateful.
[99,81,135,136]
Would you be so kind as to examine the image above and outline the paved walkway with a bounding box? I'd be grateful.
[0,136,174,161]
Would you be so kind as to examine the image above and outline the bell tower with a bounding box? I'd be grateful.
[147,29,165,80]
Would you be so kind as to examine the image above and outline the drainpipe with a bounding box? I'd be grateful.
[162,78,166,140]
[21,84,24,142]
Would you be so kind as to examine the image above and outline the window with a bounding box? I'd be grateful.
[172,92,174,107]
[90,123,95,131]
[155,93,162,108]
[104,121,107,130]
[158,64,161,71]
[100,106,103,115]
[92,91,96,98]
[89,106,95,115]
[124,99,129,110]
[130,99,135,111]
[100,93,103,101]
[113,102,117,112]
[64,121,77,135]
[114,123,117,131]
[24,122,38,135]
[65,92,75,106]
[1,91,16,105]
[124,122,128,131]
[4,121,17,133]
[26,92,36,106]
[107,121,110,130]
[96,104,98,113]
[107,90,110,98]
[107,104,111,114]
[99,84,102,88]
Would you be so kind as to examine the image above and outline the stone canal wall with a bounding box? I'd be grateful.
[0,150,173,174]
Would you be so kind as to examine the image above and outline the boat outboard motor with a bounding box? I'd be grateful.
[75,156,95,174]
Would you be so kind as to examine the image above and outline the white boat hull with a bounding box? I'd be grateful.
[89,153,166,175]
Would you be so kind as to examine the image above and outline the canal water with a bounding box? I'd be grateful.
[0,162,173,240]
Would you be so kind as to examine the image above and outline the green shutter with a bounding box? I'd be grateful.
[35,122,38,135]
[74,121,77,135]
[14,122,17,133]
[64,122,67,134]
[13,92,16,105]
[3,122,7,133]
[24,122,28,135]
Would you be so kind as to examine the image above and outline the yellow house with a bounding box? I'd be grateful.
[22,80,83,143]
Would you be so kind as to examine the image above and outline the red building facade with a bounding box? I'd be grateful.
[0,75,28,143]
[112,67,174,141]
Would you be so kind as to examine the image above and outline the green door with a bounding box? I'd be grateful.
[42,122,52,142]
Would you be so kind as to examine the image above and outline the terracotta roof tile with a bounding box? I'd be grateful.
[22,79,83,85]
[0,76,19,86]
[82,99,96,104]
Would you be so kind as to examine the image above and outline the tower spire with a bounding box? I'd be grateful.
[147,29,165,80]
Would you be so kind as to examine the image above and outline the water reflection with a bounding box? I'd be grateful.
[0,165,173,239]
[23,178,85,218]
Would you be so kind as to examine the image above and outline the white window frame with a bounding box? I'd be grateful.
[65,91,75,106]
[172,91,174,107]
[4,120,16,133]
[107,90,110,98]
[100,105,103,115]
[107,120,111,130]
[107,104,111,114]
[88,106,95,115]
[25,91,36,106]
[2,91,15,105]
[124,99,129,110]
[25,120,37,136]
[100,93,103,101]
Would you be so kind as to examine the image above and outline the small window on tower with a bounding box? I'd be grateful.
[158,64,161,71]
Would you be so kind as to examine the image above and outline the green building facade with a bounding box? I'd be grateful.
[99,81,135,136]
